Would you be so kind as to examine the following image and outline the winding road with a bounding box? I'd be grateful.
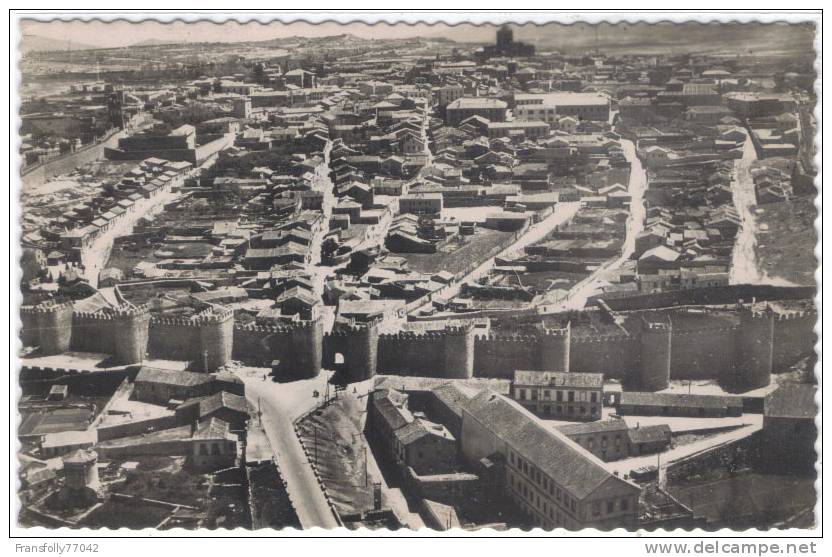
[240,369,340,529]
[729,131,768,285]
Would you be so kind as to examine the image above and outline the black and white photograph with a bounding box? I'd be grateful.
[10,9,822,539]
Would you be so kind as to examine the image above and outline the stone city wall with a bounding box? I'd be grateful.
[19,293,816,388]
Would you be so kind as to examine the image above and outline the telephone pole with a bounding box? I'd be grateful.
[313,421,318,467]
[363,445,368,487]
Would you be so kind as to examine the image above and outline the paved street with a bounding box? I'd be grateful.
[239,369,340,529]
[729,131,770,285]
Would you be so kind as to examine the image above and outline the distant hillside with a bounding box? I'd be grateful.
[522,22,816,54]
[20,34,100,53]
[130,38,183,47]
[256,33,371,47]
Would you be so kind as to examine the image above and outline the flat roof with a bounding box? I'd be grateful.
[402,193,442,200]
[515,92,609,106]
[619,392,743,409]
[447,98,508,110]
[514,370,603,389]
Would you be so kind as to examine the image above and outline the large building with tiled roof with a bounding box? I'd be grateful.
[461,390,640,530]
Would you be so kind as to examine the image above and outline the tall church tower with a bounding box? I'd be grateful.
[496,25,514,51]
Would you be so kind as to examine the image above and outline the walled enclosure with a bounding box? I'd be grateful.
[20,293,816,391]
[20,301,234,372]
[233,318,323,379]
[471,303,814,393]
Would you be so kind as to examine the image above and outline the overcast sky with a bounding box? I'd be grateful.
[20,19,502,48]
[20,18,815,53]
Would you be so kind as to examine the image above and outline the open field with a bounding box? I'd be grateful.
[19,407,94,437]
[80,499,172,529]
[754,195,818,286]
[500,268,594,292]
[296,395,375,517]
[668,471,816,529]
[396,229,515,275]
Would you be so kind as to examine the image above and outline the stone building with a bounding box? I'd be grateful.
[393,419,457,476]
[461,391,641,530]
[189,417,239,471]
[558,420,672,462]
[616,392,743,418]
[369,388,458,475]
[512,370,604,421]
[446,98,508,127]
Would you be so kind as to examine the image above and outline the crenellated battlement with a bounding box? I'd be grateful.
[474,334,541,344]
[327,322,378,338]
[193,306,235,324]
[288,318,321,330]
[570,333,634,344]
[110,304,151,318]
[25,301,74,314]
[236,323,296,335]
[774,309,817,321]
[749,310,773,320]
[641,314,672,332]
[151,316,203,328]
[150,307,234,329]
[541,322,571,337]
[381,331,456,341]
[672,326,738,337]
[444,323,475,335]
[235,317,321,335]
[72,310,112,322]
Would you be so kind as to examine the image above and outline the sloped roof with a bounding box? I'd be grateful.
[192,417,236,440]
[430,382,475,419]
[198,392,249,419]
[558,419,629,437]
[371,389,413,431]
[135,367,213,388]
[465,391,636,500]
[395,418,455,446]
[619,392,742,410]
[640,245,681,262]
[627,424,672,445]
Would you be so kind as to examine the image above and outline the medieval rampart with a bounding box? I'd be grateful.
[599,284,815,312]
[18,291,816,390]
[233,318,322,379]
